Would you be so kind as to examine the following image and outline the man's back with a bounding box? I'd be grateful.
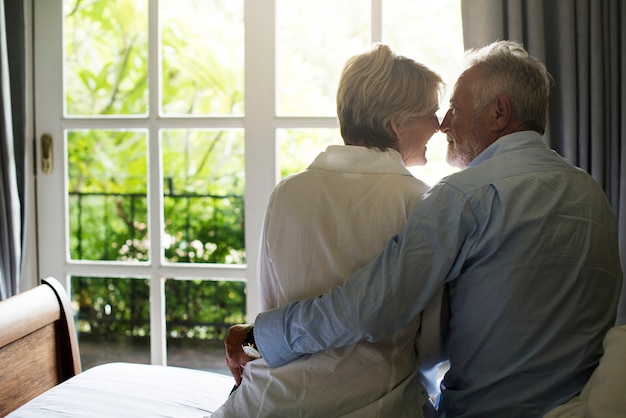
[438,132,622,417]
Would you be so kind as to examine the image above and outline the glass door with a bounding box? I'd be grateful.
[34,0,463,372]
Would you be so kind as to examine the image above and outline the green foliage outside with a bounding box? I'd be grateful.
[62,0,462,347]
[72,277,246,342]
[65,0,246,342]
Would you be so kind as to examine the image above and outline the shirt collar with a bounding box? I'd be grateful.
[309,145,414,176]
[468,131,548,167]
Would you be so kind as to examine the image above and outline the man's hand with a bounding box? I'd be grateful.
[225,323,255,386]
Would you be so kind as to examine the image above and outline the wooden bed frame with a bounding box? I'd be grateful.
[0,277,81,416]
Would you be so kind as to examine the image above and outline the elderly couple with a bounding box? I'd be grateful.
[212,40,622,418]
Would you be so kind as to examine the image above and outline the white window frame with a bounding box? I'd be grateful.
[29,0,460,366]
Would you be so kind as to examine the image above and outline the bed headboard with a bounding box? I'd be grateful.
[0,277,81,416]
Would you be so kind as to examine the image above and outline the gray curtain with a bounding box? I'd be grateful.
[0,0,24,300]
[461,0,626,325]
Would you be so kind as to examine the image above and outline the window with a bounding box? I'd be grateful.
[34,0,463,373]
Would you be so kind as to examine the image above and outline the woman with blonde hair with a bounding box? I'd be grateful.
[214,43,446,418]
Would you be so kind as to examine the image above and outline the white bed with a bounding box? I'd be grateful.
[0,278,232,417]
[7,362,233,417]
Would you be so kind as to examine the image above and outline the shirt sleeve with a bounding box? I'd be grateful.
[254,183,476,367]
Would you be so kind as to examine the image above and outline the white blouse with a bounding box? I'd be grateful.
[214,145,444,418]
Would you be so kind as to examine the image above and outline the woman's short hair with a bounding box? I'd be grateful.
[336,43,443,150]
[465,40,552,135]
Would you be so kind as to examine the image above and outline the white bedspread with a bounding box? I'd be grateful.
[543,325,626,418]
[8,362,233,417]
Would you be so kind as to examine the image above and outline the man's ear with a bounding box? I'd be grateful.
[492,95,512,131]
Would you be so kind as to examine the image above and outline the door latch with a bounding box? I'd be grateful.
[41,133,53,174]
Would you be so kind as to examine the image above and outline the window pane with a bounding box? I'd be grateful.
[72,276,151,370]
[276,1,370,116]
[383,0,464,184]
[67,130,148,261]
[160,0,244,116]
[64,0,149,116]
[165,278,245,373]
[383,0,464,98]
[162,130,245,264]
[277,128,341,178]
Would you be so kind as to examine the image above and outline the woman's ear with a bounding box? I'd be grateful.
[389,117,402,140]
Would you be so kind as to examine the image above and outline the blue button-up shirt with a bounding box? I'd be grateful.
[255,131,623,417]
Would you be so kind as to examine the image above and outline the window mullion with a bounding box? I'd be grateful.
[371,0,383,42]
[148,0,166,366]
[244,0,277,320]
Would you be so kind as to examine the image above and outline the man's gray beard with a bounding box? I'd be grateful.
[446,121,486,169]
[446,144,466,168]
[446,136,483,168]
